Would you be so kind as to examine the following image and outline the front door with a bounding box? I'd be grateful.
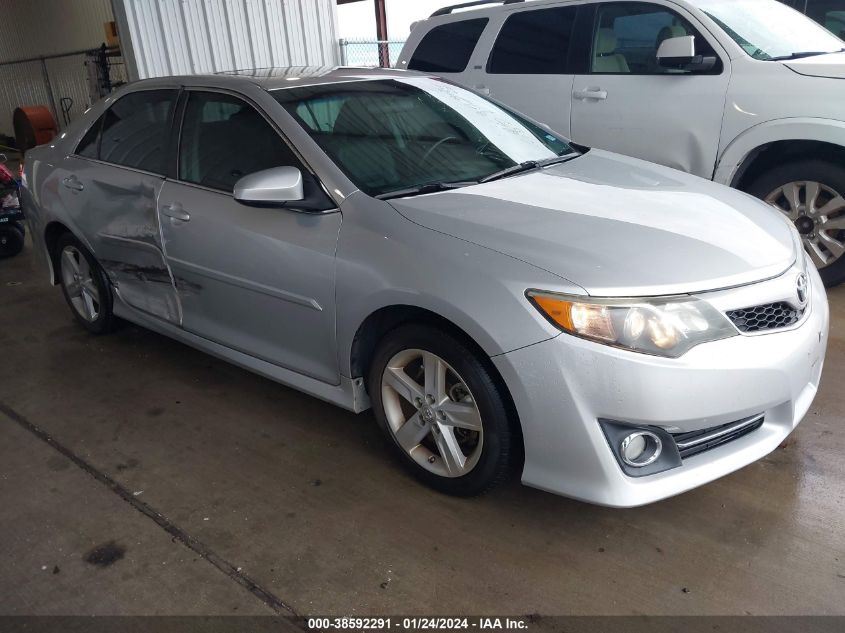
[569,1,731,178]
[158,90,342,384]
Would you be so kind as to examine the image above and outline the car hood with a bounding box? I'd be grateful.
[388,150,796,296]
[783,52,845,79]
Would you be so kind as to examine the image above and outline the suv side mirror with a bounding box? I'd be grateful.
[657,35,716,72]
[234,166,304,206]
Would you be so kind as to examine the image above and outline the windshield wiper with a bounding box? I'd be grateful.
[769,49,845,61]
[479,153,580,184]
[479,160,540,184]
[375,181,474,200]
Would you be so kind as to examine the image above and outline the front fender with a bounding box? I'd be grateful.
[335,193,581,377]
[714,118,845,186]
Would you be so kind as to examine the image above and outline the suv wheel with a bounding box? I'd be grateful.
[57,233,117,334]
[368,323,516,496]
[746,159,845,287]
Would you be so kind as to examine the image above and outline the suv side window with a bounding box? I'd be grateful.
[178,91,307,194]
[803,0,845,38]
[408,18,489,73]
[98,90,177,173]
[488,7,578,74]
[591,2,722,74]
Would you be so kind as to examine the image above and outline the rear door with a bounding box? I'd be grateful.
[403,17,490,91]
[60,89,181,323]
[467,4,580,135]
[568,1,731,178]
[157,89,342,384]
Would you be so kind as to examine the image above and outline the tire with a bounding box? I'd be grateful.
[56,233,117,334]
[368,323,517,496]
[0,223,24,258]
[745,158,845,287]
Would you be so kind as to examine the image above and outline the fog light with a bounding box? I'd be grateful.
[620,431,662,467]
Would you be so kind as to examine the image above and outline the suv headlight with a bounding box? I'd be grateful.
[527,290,737,358]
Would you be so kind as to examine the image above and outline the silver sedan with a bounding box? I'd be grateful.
[21,67,829,506]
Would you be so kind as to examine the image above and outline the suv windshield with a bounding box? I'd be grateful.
[698,0,844,60]
[272,78,575,197]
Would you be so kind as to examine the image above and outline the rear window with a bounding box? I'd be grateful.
[408,18,488,73]
[489,7,578,74]
[96,90,177,174]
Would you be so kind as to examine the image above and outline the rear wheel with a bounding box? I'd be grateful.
[368,323,516,496]
[745,159,845,287]
[57,233,117,334]
[0,223,24,258]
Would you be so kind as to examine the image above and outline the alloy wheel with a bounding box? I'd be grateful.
[765,180,845,268]
[60,245,101,322]
[380,348,484,478]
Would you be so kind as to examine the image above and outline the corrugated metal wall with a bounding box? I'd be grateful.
[0,0,115,138]
[114,0,340,80]
[0,0,114,62]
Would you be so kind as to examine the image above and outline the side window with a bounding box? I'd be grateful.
[99,90,177,173]
[178,91,306,193]
[488,7,578,74]
[591,2,721,74]
[804,0,845,37]
[408,18,488,73]
[75,115,103,158]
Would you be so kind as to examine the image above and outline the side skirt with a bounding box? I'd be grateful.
[112,290,371,414]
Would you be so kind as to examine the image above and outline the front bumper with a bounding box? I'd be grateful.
[494,264,829,507]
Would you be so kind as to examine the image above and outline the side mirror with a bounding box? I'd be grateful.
[657,35,716,72]
[233,166,304,206]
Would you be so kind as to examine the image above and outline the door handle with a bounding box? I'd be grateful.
[474,85,491,95]
[161,202,190,222]
[573,88,608,101]
[61,176,84,192]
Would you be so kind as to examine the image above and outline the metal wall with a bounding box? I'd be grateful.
[0,0,115,138]
[113,0,341,80]
[0,0,114,62]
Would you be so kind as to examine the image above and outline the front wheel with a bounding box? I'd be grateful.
[745,159,845,287]
[368,323,517,496]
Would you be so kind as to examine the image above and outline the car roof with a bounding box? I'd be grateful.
[125,66,432,92]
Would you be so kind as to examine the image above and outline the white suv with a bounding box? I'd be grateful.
[398,0,845,285]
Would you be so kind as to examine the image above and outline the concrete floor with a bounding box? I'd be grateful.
[1,238,844,617]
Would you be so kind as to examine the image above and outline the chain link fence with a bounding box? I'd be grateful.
[338,39,407,68]
[0,47,127,146]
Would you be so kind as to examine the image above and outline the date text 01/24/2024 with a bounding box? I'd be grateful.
[307,617,531,630]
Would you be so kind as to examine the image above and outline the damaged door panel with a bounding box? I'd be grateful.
[57,158,181,323]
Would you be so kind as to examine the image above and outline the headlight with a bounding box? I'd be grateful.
[527,290,737,357]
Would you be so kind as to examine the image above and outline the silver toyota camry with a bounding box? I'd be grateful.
[21,67,829,507]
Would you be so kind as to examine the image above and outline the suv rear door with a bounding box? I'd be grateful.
[467,4,580,136]
[568,1,731,178]
[403,17,490,91]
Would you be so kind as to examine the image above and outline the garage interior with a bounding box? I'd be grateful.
[1,0,845,623]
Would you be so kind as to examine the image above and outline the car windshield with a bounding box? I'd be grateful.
[697,0,845,60]
[271,77,575,197]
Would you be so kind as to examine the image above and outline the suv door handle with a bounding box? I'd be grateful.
[161,202,190,222]
[573,88,608,101]
[61,176,84,192]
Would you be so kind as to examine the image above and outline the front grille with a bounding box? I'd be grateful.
[726,302,803,333]
[671,414,764,459]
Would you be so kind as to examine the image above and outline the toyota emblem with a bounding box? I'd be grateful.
[796,273,808,307]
